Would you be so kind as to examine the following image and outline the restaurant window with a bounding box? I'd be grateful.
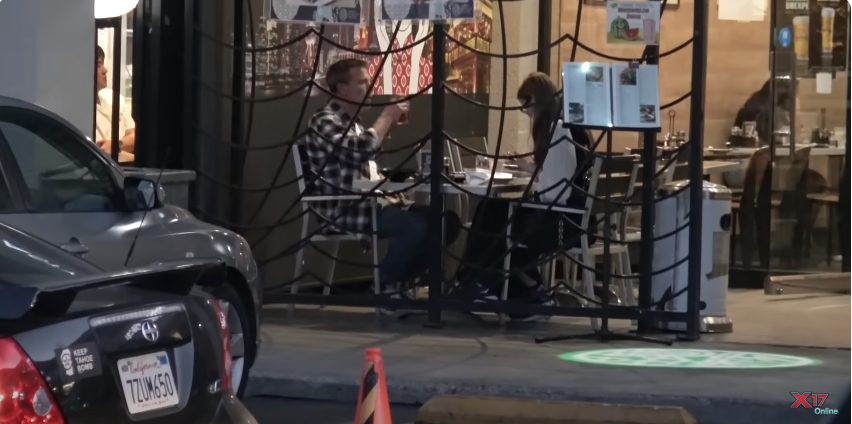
[97,11,134,115]
[764,0,849,275]
[96,10,136,165]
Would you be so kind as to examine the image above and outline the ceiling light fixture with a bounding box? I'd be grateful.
[95,0,139,19]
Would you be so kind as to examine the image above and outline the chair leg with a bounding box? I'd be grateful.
[620,251,636,306]
[827,206,835,265]
[579,237,598,330]
[371,200,382,317]
[565,255,576,288]
[289,217,311,314]
[500,205,514,325]
[320,241,340,308]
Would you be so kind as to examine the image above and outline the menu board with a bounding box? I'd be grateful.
[611,64,661,128]
[776,0,848,75]
[606,1,661,46]
[561,62,661,129]
[381,0,477,21]
[269,0,362,25]
[562,62,613,127]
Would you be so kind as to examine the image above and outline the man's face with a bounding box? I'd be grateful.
[96,58,108,91]
[337,67,370,104]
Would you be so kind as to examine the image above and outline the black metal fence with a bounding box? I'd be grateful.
[186,0,710,342]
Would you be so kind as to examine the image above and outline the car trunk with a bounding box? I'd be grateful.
[6,263,229,424]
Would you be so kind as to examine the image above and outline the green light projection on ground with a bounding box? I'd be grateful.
[558,348,821,369]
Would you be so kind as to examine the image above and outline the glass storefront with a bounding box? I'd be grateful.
[123,0,846,284]
[720,0,850,285]
[764,0,848,275]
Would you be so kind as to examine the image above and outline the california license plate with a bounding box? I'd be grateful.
[118,352,179,414]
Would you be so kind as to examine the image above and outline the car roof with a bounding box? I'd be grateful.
[0,95,90,142]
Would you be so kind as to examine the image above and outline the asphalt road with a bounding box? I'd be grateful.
[243,396,419,424]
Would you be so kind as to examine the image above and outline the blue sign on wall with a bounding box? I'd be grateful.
[779,27,792,47]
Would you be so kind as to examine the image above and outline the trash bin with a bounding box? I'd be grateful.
[122,168,196,209]
[651,180,733,333]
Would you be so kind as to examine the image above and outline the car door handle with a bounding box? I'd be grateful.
[60,243,89,255]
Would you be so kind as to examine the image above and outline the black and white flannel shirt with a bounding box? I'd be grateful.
[303,102,380,237]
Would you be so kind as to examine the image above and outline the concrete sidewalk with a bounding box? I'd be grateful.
[246,304,849,424]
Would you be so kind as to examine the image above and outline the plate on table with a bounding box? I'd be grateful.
[118,352,179,414]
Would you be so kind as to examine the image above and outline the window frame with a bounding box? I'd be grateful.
[0,106,129,214]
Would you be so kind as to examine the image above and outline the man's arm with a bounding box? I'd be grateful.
[121,128,135,153]
[121,111,136,153]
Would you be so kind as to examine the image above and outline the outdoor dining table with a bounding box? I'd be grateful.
[352,160,739,196]
[351,177,533,197]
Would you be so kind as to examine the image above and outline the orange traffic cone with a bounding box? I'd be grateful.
[354,348,393,424]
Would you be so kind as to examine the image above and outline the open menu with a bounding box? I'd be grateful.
[611,63,660,128]
[562,62,613,127]
[561,61,661,129]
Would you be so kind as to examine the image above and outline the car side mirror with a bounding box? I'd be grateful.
[124,176,162,211]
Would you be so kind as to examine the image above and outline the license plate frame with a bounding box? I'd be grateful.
[117,351,180,415]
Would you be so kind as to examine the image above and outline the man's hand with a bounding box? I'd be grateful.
[380,101,410,123]
[96,140,112,154]
[372,101,411,142]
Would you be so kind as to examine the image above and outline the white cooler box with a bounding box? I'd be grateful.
[651,180,733,333]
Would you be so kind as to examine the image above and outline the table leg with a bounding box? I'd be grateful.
[827,205,835,266]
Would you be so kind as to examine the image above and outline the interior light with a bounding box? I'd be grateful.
[581,62,590,72]
[95,0,139,19]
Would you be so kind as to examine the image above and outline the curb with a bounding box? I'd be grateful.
[245,373,804,424]
[415,395,698,424]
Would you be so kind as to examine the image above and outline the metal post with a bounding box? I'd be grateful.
[600,130,613,331]
[229,0,246,231]
[426,24,447,327]
[183,0,196,172]
[789,53,796,157]
[683,0,709,341]
[537,0,552,73]
[636,0,661,333]
[841,73,850,272]
[110,19,123,163]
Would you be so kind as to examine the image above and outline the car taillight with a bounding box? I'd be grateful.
[210,301,232,391]
[0,337,65,424]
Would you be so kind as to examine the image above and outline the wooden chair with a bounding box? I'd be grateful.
[771,146,813,263]
[730,146,770,267]
[806,192,840,265]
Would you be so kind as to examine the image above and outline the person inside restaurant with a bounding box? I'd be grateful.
[303,58,429,315]
[95,45,135,158]
[457,72,590,322]
[733,78,799,144]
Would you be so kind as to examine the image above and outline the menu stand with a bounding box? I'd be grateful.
[535,127,672,346]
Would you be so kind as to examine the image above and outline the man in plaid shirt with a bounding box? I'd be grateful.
[304,58,425,310]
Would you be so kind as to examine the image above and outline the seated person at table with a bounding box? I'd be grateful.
[304,58,425,313]
[733,78,799,144]
[95,45,136,156]
[458,72,589,322]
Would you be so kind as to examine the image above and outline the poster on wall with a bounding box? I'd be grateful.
[605,1,660,45]
[807,0,848,71]
[380,0,477,22]
[269,0,363,25]
[776,0,847,75]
